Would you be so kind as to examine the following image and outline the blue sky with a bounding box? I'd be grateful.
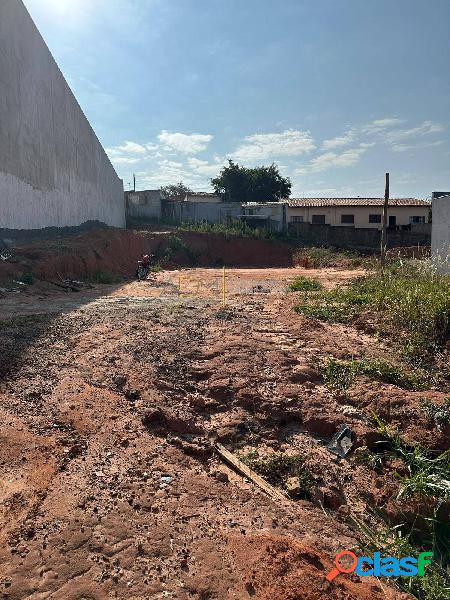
[24,0,450,197]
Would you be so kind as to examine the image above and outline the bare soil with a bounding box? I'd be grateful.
[0,248,446,598]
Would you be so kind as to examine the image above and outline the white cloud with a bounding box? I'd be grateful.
[158,130,213,154]
[391,140,444,152]
[106,140,148,156]
[298,146,368,174]
[362,118,404,134]
[232,129,315,162]
[385,121,445,143]
[187,157,223,177]
[322,129,356,150]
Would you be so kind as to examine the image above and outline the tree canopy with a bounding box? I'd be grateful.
[160,182,193,202]
[211,160,291,203]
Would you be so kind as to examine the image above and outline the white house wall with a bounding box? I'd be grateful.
[0,0,125,230]
[288,205,429,228]
[431,195,450,272]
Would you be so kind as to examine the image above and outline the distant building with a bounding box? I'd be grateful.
[184,192,222,203]
[125,190,162,221]
[286,198,430,230]
[431,192,450,272]
[241,202,288,232]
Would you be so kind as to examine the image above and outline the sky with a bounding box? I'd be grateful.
[24,0,450,198]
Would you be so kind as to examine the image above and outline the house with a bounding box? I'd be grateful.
[125,190,162,221]
[431,192,450,272]
[241,202,288,232]
[0,0,124,231]
[184,192,222,203]
[287,198,431,230]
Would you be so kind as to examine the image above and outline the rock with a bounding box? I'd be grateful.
[214,471,229,483]
[286,477,302,498]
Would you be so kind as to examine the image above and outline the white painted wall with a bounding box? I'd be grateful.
[431,195,450,273]
[288,205,430,229]
[0,0,125,230]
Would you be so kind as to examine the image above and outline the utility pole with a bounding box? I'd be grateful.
[133,174,136,192]
[380,172,389,266]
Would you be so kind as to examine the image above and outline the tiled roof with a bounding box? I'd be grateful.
[287,197,430,207]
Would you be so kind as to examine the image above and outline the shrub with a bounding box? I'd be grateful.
[288,276,323,292]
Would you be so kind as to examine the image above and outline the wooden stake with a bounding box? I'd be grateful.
[222,266,226,307]
[215,444,287,502]
[380,172,389,266]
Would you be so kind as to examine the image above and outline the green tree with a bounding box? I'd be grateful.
[160,182,193,201]
[211,160,291,202]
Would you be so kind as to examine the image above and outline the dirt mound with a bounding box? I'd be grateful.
[0,228,295,284]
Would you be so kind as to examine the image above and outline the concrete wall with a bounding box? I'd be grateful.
[288,222,431,251]
[0,0,125,230]
[163,201,242,223]
[288,205,430,229]
[431,194,450,272]
[125,190,161,220]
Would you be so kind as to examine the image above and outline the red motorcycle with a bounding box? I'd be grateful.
[136,254,153,281]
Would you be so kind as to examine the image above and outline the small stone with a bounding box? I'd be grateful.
[286,477,302,498]
[214,471,229,483]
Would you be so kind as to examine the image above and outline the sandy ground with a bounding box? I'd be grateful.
[1,266,445,599]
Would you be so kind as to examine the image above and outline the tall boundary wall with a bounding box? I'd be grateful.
[0,0,125,230]
[431,195,450,273]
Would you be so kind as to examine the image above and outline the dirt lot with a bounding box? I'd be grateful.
[1,261,447,599]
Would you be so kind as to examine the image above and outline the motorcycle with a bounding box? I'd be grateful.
[136,254,153,281]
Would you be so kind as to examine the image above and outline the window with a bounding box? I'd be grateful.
[409,216,425,224]
[341,214,354,224]
[291,216,304,223]
[311,214,325,224]
[247,209,254,216]
[369,214,381,224]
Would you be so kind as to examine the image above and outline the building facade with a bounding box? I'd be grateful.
[125,190,162,221]
[287,198,430,230]
[0,0,125,231]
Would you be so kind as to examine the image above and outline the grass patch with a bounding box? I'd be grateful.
[353,417,450,598]
[320,356,428,395]
[176,219,282,241]
[237,450,313,499]
[356,521,450,600]
[288,276,323,292]
[374,416,450,560]
[420,398,450,431]
[295,261,450,363]
[294,246,374,269]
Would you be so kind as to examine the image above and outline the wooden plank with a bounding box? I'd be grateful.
[215,443,287,502]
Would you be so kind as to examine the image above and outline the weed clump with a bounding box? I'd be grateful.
[295,261,450,363]
[420,398,450,431]
[237,450,313,499]
[288,276,323,292]
[320,356,428,395]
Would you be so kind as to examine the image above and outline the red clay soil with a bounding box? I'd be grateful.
[0,234,446,599]
[0,229,295,283]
